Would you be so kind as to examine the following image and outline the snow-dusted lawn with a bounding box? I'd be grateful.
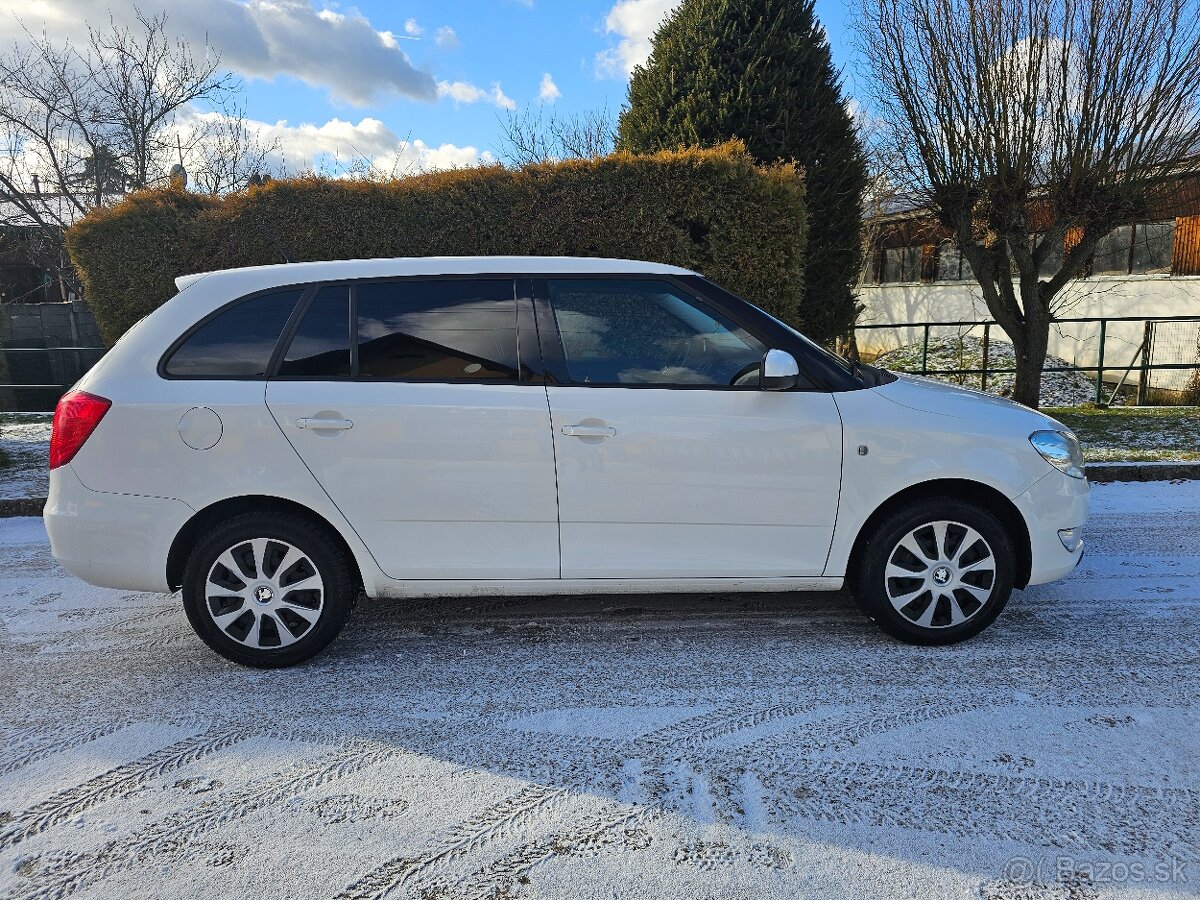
[0,415,50,501]
[1,481,1198,899]
[1049,406,1200,462]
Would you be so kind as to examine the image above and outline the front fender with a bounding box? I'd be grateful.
[824,385,1053,577]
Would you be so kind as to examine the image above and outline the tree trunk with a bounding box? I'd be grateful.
[1009,313,1050,409]
[1011,346,1043,408]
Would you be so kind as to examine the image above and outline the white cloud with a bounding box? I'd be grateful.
[437,81,487,103]
[437,80,516,110]
[595,0,682,79]
[489,83,516,110]
[537,72,561,103]
[434,26,460,49]
[228,112,493,175]
[404,18,423,36]
[0,0,438,106]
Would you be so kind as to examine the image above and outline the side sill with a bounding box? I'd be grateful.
[370,576,844,601]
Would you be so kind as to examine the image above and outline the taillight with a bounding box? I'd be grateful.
[49,390,111,470]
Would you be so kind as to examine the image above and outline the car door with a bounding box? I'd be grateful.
[265,277,559,581]
[537,276,843,579]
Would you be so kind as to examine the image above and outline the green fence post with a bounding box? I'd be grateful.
[921,324,931,375]
[1095,320,1107,405]
[1137,321,1152,405]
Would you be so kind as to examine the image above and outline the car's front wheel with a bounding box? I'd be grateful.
[182,512,356,667]
[852,498,1015,645]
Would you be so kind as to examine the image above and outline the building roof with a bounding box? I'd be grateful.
[175,256,698,292]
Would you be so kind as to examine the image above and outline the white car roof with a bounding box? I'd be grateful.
[175,256,698,293]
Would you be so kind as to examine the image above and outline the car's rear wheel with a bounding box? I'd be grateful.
[851,498,1015,645]
[182,512,355,667]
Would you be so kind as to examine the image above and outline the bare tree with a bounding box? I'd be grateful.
[185,102,281,195]
[0,10,250,297]
[0,11,239,220]
[856,0,1200,406]
[496,105,616,166]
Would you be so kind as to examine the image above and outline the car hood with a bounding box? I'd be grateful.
[871,373,1064,431]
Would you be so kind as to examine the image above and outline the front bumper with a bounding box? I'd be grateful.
[1012,469,1090,586]
[44,464,193,593]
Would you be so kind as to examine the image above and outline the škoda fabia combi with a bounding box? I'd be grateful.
[45,257,1088,666]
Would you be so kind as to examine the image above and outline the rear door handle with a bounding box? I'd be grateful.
[562,424,616,438]
[296,417,354,431]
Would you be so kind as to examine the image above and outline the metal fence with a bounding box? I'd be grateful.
[853,314,1200,405]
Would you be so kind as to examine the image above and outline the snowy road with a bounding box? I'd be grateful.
[1,480,1197,899]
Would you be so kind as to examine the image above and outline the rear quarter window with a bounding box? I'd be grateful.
[163,288,305,378]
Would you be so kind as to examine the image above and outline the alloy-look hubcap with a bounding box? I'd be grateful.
[205,538,324,649]
[884,520,996,628]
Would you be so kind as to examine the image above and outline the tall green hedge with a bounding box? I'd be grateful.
[67,143,808,345]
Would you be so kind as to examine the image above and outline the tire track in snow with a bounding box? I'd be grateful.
[395,703,826,893]
[451,808,654,900]
[746,758,1200,861]
[6,742,392,900]
[334,784,571,900]
[0,721,130,778]
[745,696,990,758]
[630,702,818,756]
[0,728,249,849]
[1,722,66,751]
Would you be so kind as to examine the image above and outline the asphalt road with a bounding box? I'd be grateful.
[1,480,1197,899]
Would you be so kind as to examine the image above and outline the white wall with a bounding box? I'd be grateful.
[856,275,1200,388]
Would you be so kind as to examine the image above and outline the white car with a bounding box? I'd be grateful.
[44,257,1088,666]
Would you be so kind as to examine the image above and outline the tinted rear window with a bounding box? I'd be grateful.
[356,279,519,381]
[163,289,303,378]
[278,285,351,377]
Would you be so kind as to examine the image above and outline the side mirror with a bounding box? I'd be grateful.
[760,348,800,391]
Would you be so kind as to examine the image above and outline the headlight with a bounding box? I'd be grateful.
[1029,430,1085,479]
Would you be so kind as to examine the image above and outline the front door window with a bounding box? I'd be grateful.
[548,279,765,387]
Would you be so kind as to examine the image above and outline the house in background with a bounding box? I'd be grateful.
[857,177,1200,395]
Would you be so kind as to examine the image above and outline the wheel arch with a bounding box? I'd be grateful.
[847,478,1032,590]
[166,495,364,592]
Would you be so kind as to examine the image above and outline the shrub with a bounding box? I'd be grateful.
[66,143,807,345]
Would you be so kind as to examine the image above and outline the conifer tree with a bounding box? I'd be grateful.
[618,0,866,342]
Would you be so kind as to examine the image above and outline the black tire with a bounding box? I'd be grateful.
[850,497,1015,645]
[182,512,356,667]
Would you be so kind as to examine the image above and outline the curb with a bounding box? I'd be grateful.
[1085,462,1200,483]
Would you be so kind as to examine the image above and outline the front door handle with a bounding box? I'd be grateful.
[296,417,354,431]
[562,424,616,438]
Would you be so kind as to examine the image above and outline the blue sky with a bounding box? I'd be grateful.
[233,0,860,151]
[5,0,860,173]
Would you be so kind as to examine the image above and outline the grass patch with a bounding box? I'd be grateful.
[1044,406,1200,462]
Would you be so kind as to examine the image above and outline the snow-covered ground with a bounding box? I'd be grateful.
[1,481,1197,899]
[874,336,1107,407]
[0,416,50,501]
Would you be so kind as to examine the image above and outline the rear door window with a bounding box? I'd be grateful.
[356,279,519,381]
[278,285,352,377]
[163,288,304,378]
